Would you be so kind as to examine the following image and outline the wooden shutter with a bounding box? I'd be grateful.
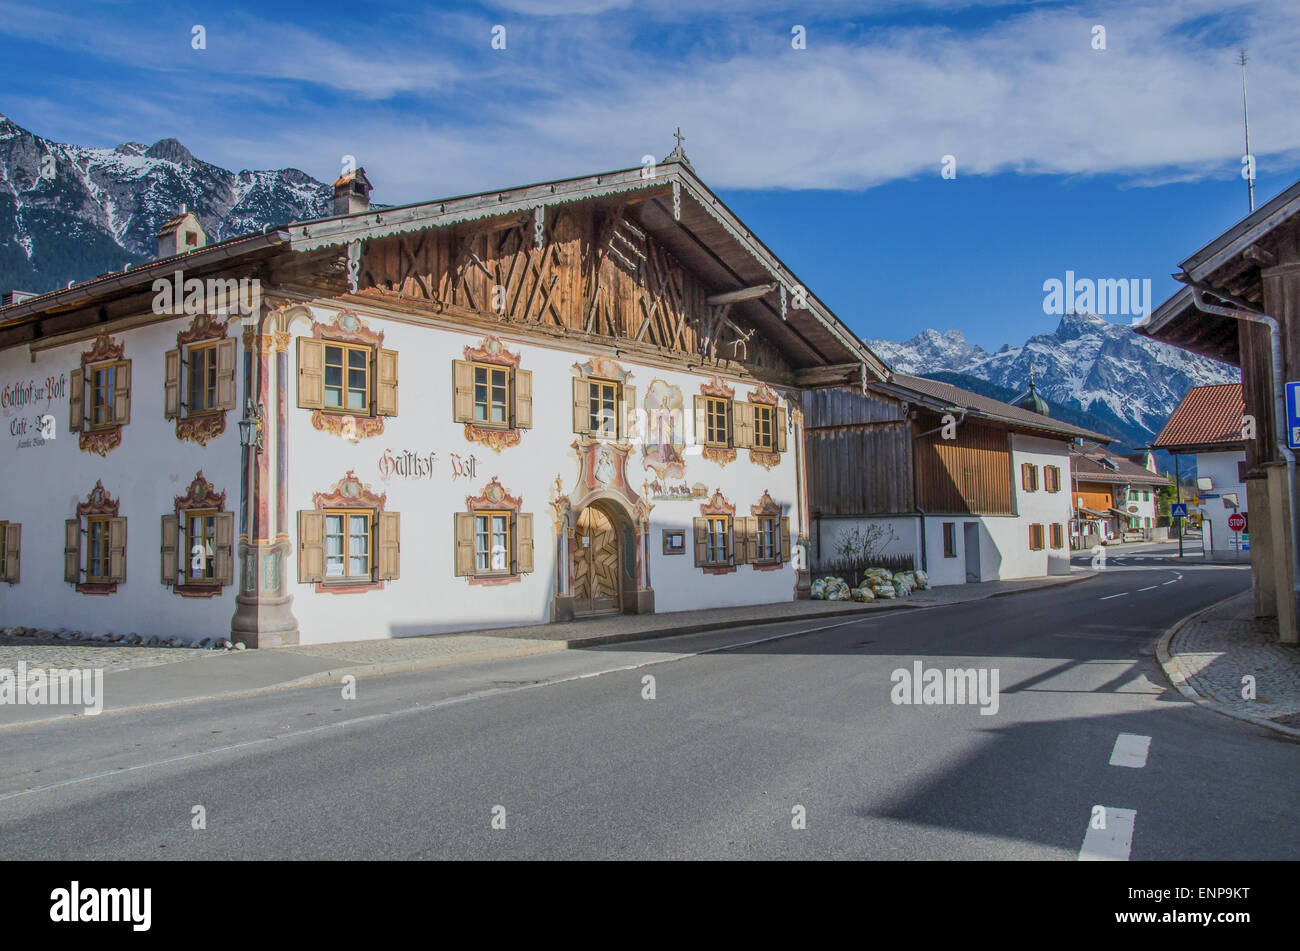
[164,349,181,419]
[112,360,131,425]
[376,511,400,580]
[736,517,756,565]
[454,512,476,576]
[515,513,534,574]
[621,384,637,441]
[513,369,533,429]
[776,406,788,452]
[453,360,475,423]
[297,338,325,410]
[376,348,399,417]
[215,338,238,411]
[733,400,755,449]
[69,366,84,432]
[1021,463,1031,491]
[297,510,325,583]
[693,396,708,446]
[160,514,178,585]
[214,512,234,585]
[3,523,19,583]
[780,517,791,563]
[64,518,81,583]
[693,517,708,567]
[108,516,127,583]
[573,378,591,435]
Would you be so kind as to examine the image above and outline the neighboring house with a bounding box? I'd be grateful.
[1152,382,1248,561]
[1070,447,1168,544]
[0,146,891,647]
[804,373,1111,585]
[1135,175,1300,642]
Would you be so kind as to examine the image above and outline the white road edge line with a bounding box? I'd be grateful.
[1079,807,1137,861]
[1109,733,1152,768]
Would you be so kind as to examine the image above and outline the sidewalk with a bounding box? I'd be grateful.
[1159,590,1300,737]
[0,569,1096,726]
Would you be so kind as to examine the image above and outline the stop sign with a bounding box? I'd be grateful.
[1228,513,1247,532]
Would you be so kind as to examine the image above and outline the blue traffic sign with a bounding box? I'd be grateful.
[1287,382,1300,450]
[1171,503,1188,518]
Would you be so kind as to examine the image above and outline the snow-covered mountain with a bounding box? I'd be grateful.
[868,313,1240,447]
[0,113,332,294]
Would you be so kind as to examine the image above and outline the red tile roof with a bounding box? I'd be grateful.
[1152,383,1245,450]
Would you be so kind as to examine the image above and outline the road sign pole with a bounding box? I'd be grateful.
[1175,455,1183,559]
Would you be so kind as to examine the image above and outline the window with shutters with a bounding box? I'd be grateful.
[1044,465,1061,493]
[1021,463,1039,493]
[187,343,219,414]
[297,471,400,593]
[67,481,125,594]
[1029,523,1045,551]
[164,318,238,444]
[1049,523,1064,549]
[454,478,532,585]
[162,473,234,596]
[296,324,399,427]
[755,515,777,562]
[743,491,790,570]
[0,520,18,584]
[70,334,131,455]
[452,341,532,452]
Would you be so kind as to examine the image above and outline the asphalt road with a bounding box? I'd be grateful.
[1,553,1292,860]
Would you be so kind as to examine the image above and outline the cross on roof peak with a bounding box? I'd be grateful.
[664,126,695,172]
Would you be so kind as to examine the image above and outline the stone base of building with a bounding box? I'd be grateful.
[230,594,300,648]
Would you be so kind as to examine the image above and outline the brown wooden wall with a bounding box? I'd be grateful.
[804,387,914,515]
[341,199,790,376]
[915,419,1014,515]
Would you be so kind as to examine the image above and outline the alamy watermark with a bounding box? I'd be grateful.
[1042,270,1152,324]
[890,661,1000,715]
[0,663,103,715]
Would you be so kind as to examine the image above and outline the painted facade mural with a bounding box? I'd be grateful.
[642,379,686,479]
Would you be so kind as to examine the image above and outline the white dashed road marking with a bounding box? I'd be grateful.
[1079,807,1137,861]
[1138,585,1158,592]
[1100,592,1129,600]
[1109,733,1152,768]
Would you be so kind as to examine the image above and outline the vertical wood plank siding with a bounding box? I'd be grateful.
[803,388,914,515]
[915,419,1013,514]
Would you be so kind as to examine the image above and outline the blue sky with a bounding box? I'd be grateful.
[2,0,1298,351]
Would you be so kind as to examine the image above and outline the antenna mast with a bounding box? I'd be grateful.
[1239,49,1255,213]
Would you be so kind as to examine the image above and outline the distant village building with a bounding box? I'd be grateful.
[805,372,1111,584]
[1069,447,1166,545]
[1153,382,1247,561]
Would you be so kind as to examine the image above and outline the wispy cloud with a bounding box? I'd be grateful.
[2,0,1298,201]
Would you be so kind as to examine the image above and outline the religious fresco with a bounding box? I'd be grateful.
[641,379,686,480]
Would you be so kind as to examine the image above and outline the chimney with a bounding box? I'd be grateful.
[1,290,36,308]
[333,167,373,216]
[156,208,207,259]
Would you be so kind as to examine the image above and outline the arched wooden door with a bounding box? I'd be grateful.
[573,503,622,616]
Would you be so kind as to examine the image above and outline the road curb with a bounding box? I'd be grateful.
[1155,593,1300,740]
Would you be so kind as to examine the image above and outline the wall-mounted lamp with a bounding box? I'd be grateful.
[238,398,264,453]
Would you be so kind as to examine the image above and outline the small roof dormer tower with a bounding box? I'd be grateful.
[333,168,373,217]
[156,206,206,259]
